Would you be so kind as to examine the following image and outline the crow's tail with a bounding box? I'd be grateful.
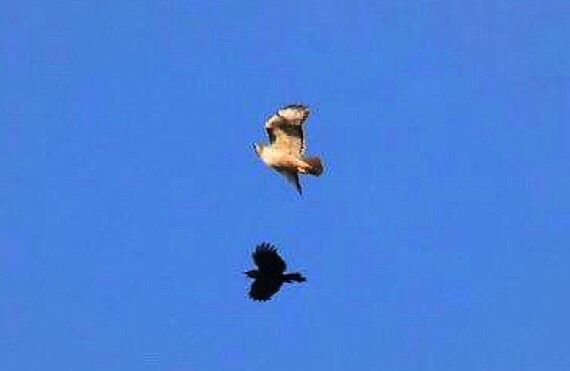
[283,272,307,283]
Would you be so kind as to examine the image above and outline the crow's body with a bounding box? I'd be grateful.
[245,243,306,301]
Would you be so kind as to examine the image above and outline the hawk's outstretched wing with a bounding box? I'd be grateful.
[249,278,283,301]
[265,104,310,156]
[252,242,287,274]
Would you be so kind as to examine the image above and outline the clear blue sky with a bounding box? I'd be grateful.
[2,1,569,370]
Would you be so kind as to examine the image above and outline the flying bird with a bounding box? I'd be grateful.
[244,242,306,302]
[253,104,324,194]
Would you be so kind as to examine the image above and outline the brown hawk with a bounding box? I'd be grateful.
[253,104,324,194]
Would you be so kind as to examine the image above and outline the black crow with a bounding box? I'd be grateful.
[244,242,306,301]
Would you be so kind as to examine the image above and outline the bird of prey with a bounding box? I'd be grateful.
[253,104,324,194]
[244,242,306,302]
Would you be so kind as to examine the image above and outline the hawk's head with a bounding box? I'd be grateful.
[253,143,265,157]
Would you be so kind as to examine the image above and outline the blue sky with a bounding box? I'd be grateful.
[2,1,569,370]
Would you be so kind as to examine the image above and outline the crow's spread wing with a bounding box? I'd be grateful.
[249,278,283,301]
[252,242,286,273]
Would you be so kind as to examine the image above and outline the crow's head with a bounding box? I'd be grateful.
[244,269,259,279]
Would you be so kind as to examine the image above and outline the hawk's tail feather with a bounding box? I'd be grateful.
[304,157,324,176]
[283,272,307,283]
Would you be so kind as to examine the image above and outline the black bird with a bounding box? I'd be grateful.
[244,242,306,301]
